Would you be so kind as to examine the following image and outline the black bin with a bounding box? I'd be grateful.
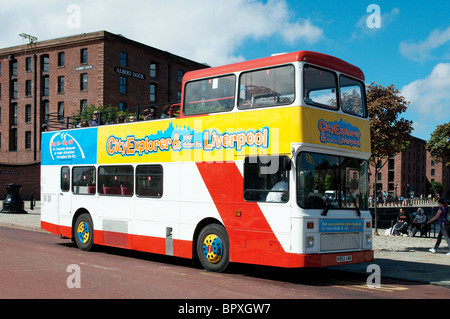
[1,183,27,214]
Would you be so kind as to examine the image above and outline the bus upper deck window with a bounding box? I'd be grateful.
[183,75,236,116]
[303,65,338,110]
[339,75,366,117]
[238,65,295,109]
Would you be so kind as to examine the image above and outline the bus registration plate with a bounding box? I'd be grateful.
[337,255,352,263]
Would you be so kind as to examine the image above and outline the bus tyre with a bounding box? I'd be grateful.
[74,214,94,251]
[197,224,229,272]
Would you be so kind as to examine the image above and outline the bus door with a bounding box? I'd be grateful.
[233,155,291,265]
[58,166,72,236]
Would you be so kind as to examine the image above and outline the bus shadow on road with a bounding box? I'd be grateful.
[58,241,442,288]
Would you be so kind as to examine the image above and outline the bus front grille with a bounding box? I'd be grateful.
[320,233,360,251]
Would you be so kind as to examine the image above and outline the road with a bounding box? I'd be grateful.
[1,225,449,304]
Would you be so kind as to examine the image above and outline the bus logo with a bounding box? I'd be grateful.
[318,118,361,148]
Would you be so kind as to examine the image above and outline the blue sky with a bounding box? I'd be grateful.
[1,0,449,141]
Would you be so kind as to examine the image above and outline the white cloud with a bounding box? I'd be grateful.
[0,0,323,66]
[399,25,450,62]
[401,63,450,139]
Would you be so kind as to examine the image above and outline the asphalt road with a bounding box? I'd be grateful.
[1,225,449,303]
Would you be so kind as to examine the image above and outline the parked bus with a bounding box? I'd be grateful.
[41,51,373,272]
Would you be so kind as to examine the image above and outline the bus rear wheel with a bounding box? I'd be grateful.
[74,213,94,251]
[197,224,229,272]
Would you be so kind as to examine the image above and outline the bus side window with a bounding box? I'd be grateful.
[183,75,236,116]
[238,65,295,109]
[243,155,290,203]
[136,165,163,198]
[339,75,366,117]
[72,166,96,195]
[303,64,338,110]
[98,165,134,196]
[61,166,70,192]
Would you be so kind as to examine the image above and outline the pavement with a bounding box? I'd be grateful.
[0,202,449,289]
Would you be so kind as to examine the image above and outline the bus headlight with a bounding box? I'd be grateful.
[305,236,314,248]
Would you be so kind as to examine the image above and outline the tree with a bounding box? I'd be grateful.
[430,181,444,198]
[426,122,450,167]
[366,83,413,235]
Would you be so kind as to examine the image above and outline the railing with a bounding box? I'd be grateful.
[43,102,181,131]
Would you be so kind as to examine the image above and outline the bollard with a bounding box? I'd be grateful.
[30,194,34,210]
[1,183,27,214]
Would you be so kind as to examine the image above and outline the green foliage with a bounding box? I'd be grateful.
[430,181,444,197]
[367,82,413,162]
[426,122,450,167]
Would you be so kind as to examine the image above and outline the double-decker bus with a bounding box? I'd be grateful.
[41,51,373,272]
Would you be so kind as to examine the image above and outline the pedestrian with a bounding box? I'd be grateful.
[410,207,427,237]
[392,208,411,236]
[428,199,450,255]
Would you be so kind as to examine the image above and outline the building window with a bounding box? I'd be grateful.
[150,63,157,78]
[120,77,127,94]
[25,131,31,149]
[377,172,382,181]
[119,102,127,111]
[43,75,49,96]
[58,52,65,67]
[25,80,32,96]
[120,52,128,67]
[10,129,17,151]
[12,79,18,99]
[178,69,184,83]
[25,57,31,72]
[11,60,18,77]
[80,73,87,91]
[25,104,31,123]
[80,49,88,64]
[80,100,87,113]
[58,76,65,93]
[11,103,17,126]
[58,102,64,121]
[42,55,49,73]
[431,169,435,176]
[150,84,156,102]
[42,100,49,123]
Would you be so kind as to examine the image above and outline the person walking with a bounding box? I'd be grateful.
[428,199,450,255]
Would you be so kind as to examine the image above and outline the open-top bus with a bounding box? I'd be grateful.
[41,51,373,272]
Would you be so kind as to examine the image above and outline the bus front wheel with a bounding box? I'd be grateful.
[196,224,229,272]
[74,213,94,251]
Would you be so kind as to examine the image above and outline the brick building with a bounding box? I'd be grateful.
[369,135,450,200]
[0,31,208,199]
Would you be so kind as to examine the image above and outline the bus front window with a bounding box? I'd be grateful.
[296,152,368,210]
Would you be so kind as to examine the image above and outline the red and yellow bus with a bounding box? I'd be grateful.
[41,51,373,272]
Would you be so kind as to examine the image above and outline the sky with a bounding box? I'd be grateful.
[1,0,449,141]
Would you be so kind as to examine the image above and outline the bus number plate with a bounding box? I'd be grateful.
[337,255,352,263]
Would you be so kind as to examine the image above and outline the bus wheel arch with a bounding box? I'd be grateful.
[193,219,229,272]
[72,208,94,251]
